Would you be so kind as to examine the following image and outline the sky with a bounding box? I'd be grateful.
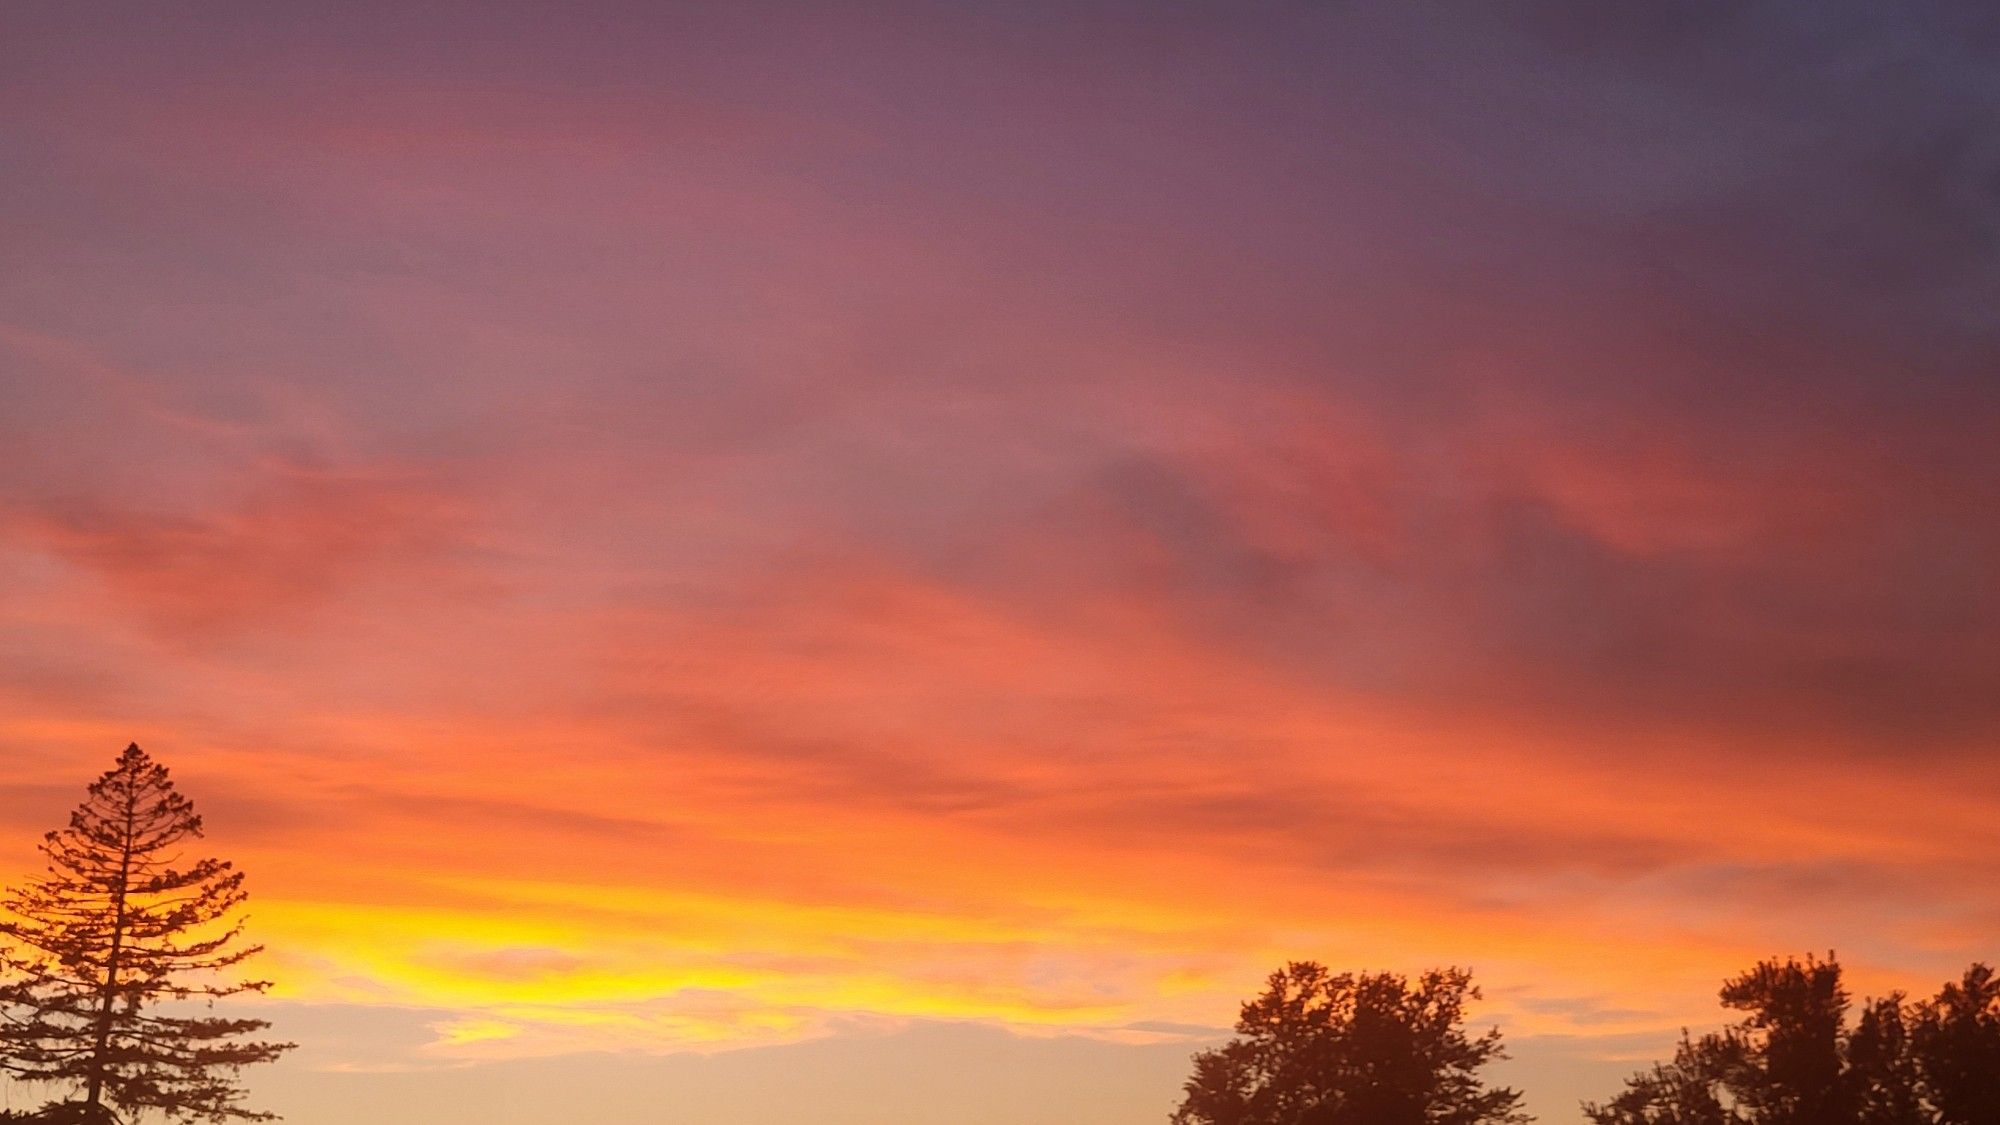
[2,2,1998,1122]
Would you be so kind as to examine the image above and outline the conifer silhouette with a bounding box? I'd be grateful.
[0,744,291,1123]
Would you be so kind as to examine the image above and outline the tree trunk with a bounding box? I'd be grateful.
[83,792,136,1113]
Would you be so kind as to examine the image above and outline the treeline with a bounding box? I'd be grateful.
[1171,955,2000,1125]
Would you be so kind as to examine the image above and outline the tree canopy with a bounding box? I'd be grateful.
[1585,954,2000,1125]
[1171,961,1529,1125]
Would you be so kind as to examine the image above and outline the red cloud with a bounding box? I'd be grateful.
[9,459,469,642]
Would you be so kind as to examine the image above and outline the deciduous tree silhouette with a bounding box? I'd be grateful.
[1584,954,2000,1125]
[1585,953,1881,1125]
[1170,961,1529,1125]
[1908,964,2000,1124]
[1579,1036,1735,1125]
[1719,954,1855,1124]
[0,744,291,1123]
[1847,994,1924,1125]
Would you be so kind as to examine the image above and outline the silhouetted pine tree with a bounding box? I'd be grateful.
[0,744,291,1123]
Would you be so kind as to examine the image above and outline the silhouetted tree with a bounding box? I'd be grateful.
[1848,995,1924,1125]
[1585,955,2000,1125]
[1721,954,1854,1124]
[1908,964,2000,1124]
[0,744,291,1123]
[1170,961,1529,1125]
[1586,954,1863,1125]
[1580,1033,1735,1125]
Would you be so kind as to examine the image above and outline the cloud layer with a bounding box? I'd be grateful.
[3,3,1997,1122]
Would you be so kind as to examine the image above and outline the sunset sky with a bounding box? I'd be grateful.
[3,4,1998,1123]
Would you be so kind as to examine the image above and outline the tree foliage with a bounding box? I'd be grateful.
[0,744,292,1123]
[1907,965,2000,1125]
[1170,961,1529,1125]
[1584,955,2000,1125]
